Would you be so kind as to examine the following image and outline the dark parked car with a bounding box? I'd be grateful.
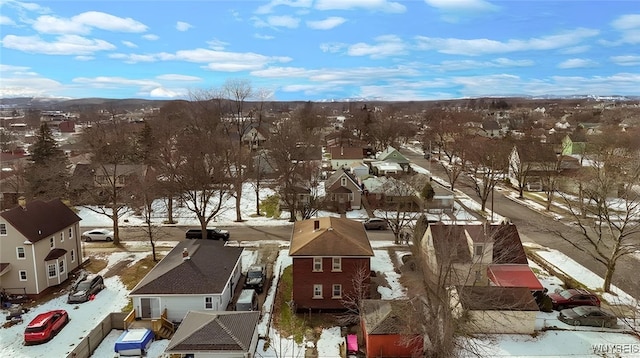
[363,218,388,230]
[68,275,105,304]
[558,306,617,328]
[24,309,69,345]
[548,288,600,310]
[244,264,266,293]
[185,228,230,241]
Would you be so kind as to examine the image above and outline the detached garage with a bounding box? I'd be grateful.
[452,286,539,334]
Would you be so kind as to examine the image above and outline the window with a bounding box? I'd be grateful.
[70,250,75,263]
[69,228,73,239]
[17,247,25,259]
[50,237,54,248]
[313,284,323,298]
[19,271,27,281]
[474,245,484,256]
[204,297,213,310]
[60,232,64,242]
[341,177,347,187]
[59,260,65,274]
[0,223,6,235]
[313,257,323,272]
[47,264,56,278]
[332,257,341,272]
[332,284,342,298]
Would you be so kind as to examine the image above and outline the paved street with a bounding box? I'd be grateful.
[402,148,640,300]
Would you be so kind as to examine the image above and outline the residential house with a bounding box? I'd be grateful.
[507,144,558,192]
[348,161,370,179]
[427,181,455,213]
[370,161,403,177]
[329,146,364,170]
[0,198,83,295]
[127,240,243,330]
[361,299,423,358]
[164,310,260,358]
[451,286,539,334]
[480,120,503,138]
[289,217,374,311]
[561,131,588,156]
[0,152,29,210]
[241,122,270,150]
[362,177,421,212]
[324,169,362,211]
[376,146,411,172]
[419,223,528,286]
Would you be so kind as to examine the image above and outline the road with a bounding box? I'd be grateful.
[402,148,640,300]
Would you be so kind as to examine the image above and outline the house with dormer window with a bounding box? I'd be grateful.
[0,198,82,296]
[289,217,374,311]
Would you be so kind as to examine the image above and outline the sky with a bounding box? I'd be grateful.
[1,0,639,101]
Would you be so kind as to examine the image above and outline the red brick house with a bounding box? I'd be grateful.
[361,299,423,358]
[289,217,374,311]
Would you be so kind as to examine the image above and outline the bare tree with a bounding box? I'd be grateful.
[555,130,640,292]
[336,264,371,326]
[367,176,422,244]
[466,138,510,213]
[77,122,141,245]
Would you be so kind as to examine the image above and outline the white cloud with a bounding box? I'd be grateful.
[155,74,202,81]
[143,34,159,41]
[559,45,590,54]
[610,55,640,66]
[32,11,148,35]
[74,55,94,61]
[0,15,16,25]
[307,16,346,30]
[315,0,406,13]
[109,53,158,63]
[267,15,300,28]
[176,21,192,32]
[319,42,346,53]
[2,34,116,55]
[347,34,406,58]
[557,58,598,69]
[149,87,183,98]
[433,58,534,71]
[424,0,497,11]
[414,28,599,56]
[254,33,275,40]
[207,39,228,50]
[121,40,137,48]
[254,0,313,14]
[611,14,640,30]
[72,76,161,89]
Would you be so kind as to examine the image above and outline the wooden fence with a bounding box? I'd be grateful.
[66,312,127,358]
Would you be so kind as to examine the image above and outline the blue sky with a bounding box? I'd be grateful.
[1,0,639,101]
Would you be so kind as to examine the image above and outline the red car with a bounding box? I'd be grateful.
[24,309,69,345]
[548,288,601,310]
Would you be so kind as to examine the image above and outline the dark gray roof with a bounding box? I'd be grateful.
[130,240,243,295]
[165,311,259,353]
[0,199,81,243]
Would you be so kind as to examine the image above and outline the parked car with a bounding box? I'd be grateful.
[244,264,266,293]
[81,229,114,242]
[24,309,69,345]
[235,289,259,311]
[558,306,617,328]
[185,228,230,241]
[548,288,601,310]
[363,218,388,230]
[68,275,105,304]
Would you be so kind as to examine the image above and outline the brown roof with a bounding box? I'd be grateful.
[130,240,243,295]
[428,224,527,265]
[456,286,539,311]
[361,299,419,335]
[0,199,81,243]
[329,146,364,160]
[289,217,374,257]
[166,311,260,353]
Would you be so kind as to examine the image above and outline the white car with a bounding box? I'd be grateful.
[81,229,114,242]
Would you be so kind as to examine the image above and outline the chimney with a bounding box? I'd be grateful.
[18,196,26,210]
[313,220,320,231]
[182,248,190,260]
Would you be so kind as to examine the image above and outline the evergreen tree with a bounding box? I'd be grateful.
[24,123,70,200]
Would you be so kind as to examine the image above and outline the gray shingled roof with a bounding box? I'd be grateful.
[129,240,243,295]
[361,299,418,335]
[0,199,81,243]
[165,311,260,353]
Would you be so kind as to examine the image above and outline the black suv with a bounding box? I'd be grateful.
[185,228,230,241]
[67,275,105,304]
[244,264,266,293]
